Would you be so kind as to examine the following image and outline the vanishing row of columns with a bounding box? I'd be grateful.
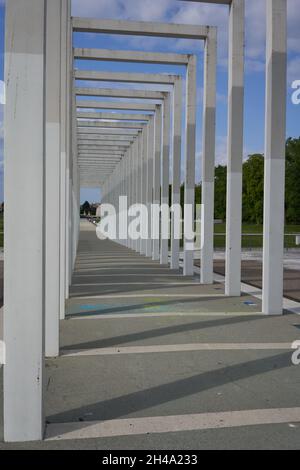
[3,0,287,442]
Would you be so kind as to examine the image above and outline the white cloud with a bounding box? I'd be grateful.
[72,0,122,19]
[72,0,173,21]
[288,57,300,85]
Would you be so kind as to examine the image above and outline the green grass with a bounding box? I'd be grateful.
[176,223,300,249]
[214,223,300,234]
[213,224,300,249]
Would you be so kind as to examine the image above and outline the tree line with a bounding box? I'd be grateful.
[179,137,300,225]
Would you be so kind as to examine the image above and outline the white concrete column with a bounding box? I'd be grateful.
[128,147,132,249]
[59,0,68,319]
[153,105,162,261]
[137,132,143,254]
[45,0,62,358]
[146,117,155,257]
[262,0,287,315]
[122,153,128,246]
[72,86,79,265]
[65,0,72,298]
[131,142,136,251]
[171,79,183,270]
[201,30,217,284]
[134,136,141,252]
[131,143,136,250]
[132,140,137,251]
[4,0,46,442]
[161,94,171,265]
[133,141,137,249]
[183,56,197,275]
[141,127,148,255]
[115,165,120,244]
[127,149,131,247]
[225,0,245,296]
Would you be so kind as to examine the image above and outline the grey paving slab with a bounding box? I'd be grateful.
[60,313,300,349]
[195,258,300,304]
[44,351,300,424]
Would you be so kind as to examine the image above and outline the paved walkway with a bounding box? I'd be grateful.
[1,221,300,449]
[195,258,300,303]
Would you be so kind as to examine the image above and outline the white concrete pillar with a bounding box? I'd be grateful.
[4,0,46,442]
[127,149,131,247]
[225,0,245,296]
[115,165,120,244]
[141,127,148,255]
[122,153,128,246]
[134,136,141,252]
[153,105,162,261]
[59,0,68,319]
[72,87,79,265]
[262,0,287,315]
[160,94,171,265]
[201,30,217,284]
[183,56,197,275]
[137,133,143,254]
[45,0,62,358]
[146,117,155,257]
[128,147,132,249]
[171,79,183,270]
[130,143,134,250]
[65,0,72,298]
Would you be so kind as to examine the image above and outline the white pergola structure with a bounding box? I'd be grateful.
[74,70,182,262]
[76,87,166,260]
[72,19,217,279]
[3,0,287,443]
[75,49,189,270]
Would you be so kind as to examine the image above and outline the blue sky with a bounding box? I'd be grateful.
[0,0,299,203]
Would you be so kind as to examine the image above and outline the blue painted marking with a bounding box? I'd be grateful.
[80,304,111,311]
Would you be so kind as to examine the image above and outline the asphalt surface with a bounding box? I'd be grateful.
[195,258,300,303]
[1,223,300,450]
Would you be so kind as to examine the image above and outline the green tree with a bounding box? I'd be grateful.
[81,200,91,216]
[285,137,300,224]
[242,154,264,224]
[214,165,227,220]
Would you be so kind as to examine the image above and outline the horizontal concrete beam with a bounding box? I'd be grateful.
[72,17,210,39]
[78,156,128,161]
[79,164,122,168]
[75,70,178,85]
[77,129,139,136]
[74,48,190,65]
[77,132,137,142]
[77,112,151,121]
[78,159,122,163]
[75,87,166,100]
[78,151,125,156]
[78,149,129,154]
[78,139,132,145]
[77,121,145,129]
[77,100,157,112]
